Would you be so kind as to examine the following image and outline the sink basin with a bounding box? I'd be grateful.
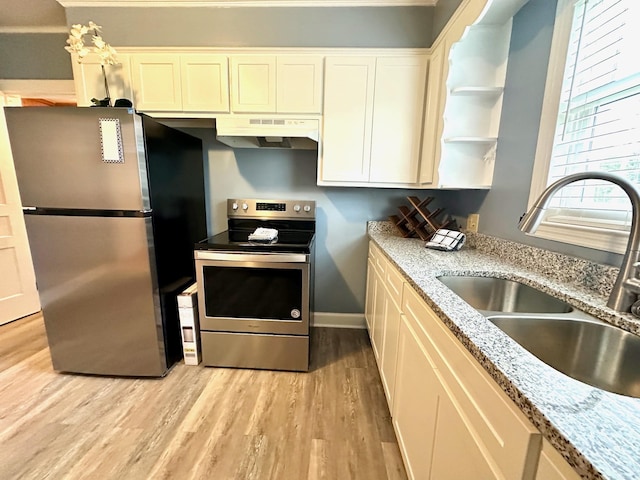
[489,315,640,398]
[438,276,574,314]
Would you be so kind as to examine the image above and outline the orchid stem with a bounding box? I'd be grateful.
[101,64,111,106]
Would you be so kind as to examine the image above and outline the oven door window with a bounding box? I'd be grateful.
[202,265,303,320]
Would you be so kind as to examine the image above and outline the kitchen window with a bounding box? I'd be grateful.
[529,0,640,254]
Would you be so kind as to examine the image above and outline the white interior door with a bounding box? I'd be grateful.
[0,96,40,325]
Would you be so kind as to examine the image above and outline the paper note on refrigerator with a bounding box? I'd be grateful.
[99,118,124,163]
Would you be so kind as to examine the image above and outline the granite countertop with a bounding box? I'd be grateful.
[367,221,640,480]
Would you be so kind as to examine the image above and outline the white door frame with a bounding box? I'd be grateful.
[0,93,41,325]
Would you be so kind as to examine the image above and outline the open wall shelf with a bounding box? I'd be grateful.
[434,0,530,188]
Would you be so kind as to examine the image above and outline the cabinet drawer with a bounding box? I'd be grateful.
[384,261,404,306]
[368,242,386,275]
[402,285,540,480]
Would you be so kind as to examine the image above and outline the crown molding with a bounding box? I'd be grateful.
[57,0,437,7]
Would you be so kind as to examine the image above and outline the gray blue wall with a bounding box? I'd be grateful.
[66,7,434,48]
[0,33,72,79]
[479,0,620,266]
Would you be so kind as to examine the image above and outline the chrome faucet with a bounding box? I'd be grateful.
[519,172,640,313]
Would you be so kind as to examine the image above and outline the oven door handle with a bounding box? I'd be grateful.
[194,251,309,263]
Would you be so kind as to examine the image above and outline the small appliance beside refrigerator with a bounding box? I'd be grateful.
[4,107,207,377]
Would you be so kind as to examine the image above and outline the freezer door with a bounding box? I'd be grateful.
[26,214,169,376]
[5,107,149,212]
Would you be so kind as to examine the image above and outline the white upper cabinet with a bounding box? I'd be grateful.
[230,55,277,112]
[230,55,323,114]
[276,56,323,114]
[71,53,133,107]
[321,56,376,183]
[73,50,322,115]
[130,53,230,112]
[369,56,427,184]
[180,55,230,112]
[319,54,427,187]
[130,54,183,111]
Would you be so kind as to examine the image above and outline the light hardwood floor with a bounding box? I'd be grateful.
[0,314,407,480]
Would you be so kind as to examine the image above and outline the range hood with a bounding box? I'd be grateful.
[215,115,320,150]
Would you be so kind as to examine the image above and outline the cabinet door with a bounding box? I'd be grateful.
[369,55,427,184]
[365,258,376,332]
[276,56,323,114]
[130,54,182,111]
[371,267,386,363]
[230,56,276,112]
[429,385,498,480]
[419,43,445,184]
[380,292,401,411]
[393,314,438,480]
[71,53,133,107]
[320,56,375,183]
[180,55,230,112]
[536,440,581,480]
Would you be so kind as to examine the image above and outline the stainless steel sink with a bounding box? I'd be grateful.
[438,275,640,398]
[437,276,574,314]
[489,315,640,398]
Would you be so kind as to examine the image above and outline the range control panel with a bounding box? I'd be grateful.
[227,198,316,220]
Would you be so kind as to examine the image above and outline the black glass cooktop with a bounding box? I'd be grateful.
[195,229,315,253]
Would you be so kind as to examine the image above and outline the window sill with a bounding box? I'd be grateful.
[531,221,628,255]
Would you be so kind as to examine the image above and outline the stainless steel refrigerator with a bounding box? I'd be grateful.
[5,107,207,377]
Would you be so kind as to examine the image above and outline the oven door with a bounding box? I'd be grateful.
[195,251,309,335]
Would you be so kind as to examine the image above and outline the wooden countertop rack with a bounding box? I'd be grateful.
[389,196,458,241]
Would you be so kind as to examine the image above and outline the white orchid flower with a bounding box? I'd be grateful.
[64,21,119,66]
[92,35,106,49]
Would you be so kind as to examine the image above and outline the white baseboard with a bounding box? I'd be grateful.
[311,312,367,329]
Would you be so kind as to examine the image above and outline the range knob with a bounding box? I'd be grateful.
[231,202,238,210]
[293,204,301,212]
[242,202,249,211]
[303,205,312,213]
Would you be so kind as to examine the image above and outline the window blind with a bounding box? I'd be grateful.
[546,0,640,226]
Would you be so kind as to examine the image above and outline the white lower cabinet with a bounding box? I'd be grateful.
[364,242,585,480]
[380,288,401,410]
[364,257,376,332]
[371,270,386,362]
[536,440,581,480]
[394,286,541,479]
[393,311,439,479]
[366,243,403,409]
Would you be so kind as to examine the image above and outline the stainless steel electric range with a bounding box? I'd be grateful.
[194,198,315,372]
